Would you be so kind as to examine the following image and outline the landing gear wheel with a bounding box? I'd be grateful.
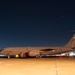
[36,55,40,58]
[8,55,10,59]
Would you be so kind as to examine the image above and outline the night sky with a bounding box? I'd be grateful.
[0,0,75,49]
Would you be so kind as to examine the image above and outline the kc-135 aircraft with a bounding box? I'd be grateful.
[0,34,75,58]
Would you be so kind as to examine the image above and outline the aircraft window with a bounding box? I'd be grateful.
[5,51,12,52]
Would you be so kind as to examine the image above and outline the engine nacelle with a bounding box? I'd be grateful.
[27,51,39,57]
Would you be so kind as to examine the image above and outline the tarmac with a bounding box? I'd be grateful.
[0,57,75,75]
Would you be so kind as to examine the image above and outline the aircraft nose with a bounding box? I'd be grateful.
[0,49,4,54]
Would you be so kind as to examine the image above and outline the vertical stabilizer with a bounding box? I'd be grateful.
[65,34,75,48]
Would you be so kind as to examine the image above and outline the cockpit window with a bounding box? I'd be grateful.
[0,49,4,52]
